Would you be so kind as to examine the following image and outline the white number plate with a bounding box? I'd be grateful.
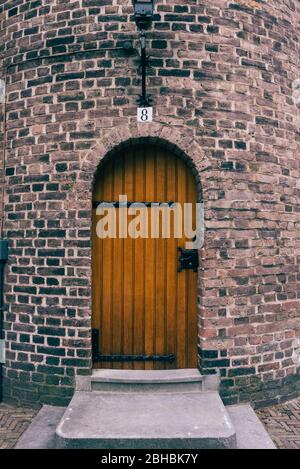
[137,107,153,123]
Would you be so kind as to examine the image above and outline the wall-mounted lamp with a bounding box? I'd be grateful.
[132,1,155,107]
[133,0,155,29]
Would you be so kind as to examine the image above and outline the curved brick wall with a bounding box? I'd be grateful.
[0,0,300,407]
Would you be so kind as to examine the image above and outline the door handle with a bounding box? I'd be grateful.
[177,247,199,272]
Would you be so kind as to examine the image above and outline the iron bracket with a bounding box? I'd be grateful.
[138,29,152,107]
[177,247,199,273]
[92,329,175,363]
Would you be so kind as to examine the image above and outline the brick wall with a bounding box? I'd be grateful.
[0,0,299,408]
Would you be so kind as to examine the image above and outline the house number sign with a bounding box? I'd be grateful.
[137,106,153,123]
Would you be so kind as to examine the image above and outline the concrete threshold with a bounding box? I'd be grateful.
[88,368,205,393]
[91,368,203,384]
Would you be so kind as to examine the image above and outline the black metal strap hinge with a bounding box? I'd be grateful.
[92,329,175,363]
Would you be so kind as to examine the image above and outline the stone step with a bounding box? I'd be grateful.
[56,390,237,449]
[16,403,276,449]
[76,369,219,393]
[91,369,204,393]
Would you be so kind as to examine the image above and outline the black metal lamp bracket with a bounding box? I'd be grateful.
[138,29,152,107]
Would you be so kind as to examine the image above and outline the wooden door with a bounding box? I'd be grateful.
[92,144,198,370]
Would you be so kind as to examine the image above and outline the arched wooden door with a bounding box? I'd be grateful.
[92,144,198,370]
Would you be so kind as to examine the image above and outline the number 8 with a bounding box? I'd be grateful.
[141,109,148,121]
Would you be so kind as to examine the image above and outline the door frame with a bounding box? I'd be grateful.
[91,137,204,371]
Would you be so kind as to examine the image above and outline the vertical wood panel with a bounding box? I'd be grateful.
[176,156,187,368]
[111,153,123,369]
[123,148,134,370]
[92,145,198,370]
[166,152,177,369]
[154,148,166,369]
[133,146,145,369]
[144,147,155,370]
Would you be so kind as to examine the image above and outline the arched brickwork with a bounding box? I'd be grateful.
[71,124,208,203]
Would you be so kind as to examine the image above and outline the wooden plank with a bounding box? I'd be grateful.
[154,147,166,370]
[144,146,156,370]
[123,148,134,370]
[165,151,177,369]
[111,153,124,368]
[176,156,188,369]
[132,145,146,370]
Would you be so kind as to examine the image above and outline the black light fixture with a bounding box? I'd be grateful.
[133,0,155,29]
[132,1,155,107]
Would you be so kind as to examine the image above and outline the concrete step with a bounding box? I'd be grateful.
[91,369,203,393]
[227,404,276,449]
[16,402,275,449]
[15,406,66,450]
[56,390,237,449]
[76,369,219,393]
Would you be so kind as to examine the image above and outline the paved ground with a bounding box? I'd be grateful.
[257,398,300,449]
[0,398,299,449]
[0,403,37,449]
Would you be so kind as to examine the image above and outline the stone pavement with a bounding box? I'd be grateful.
[0,403,37,449]
[256,398,300,449]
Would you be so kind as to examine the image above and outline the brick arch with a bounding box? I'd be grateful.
[69,124,210,207]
